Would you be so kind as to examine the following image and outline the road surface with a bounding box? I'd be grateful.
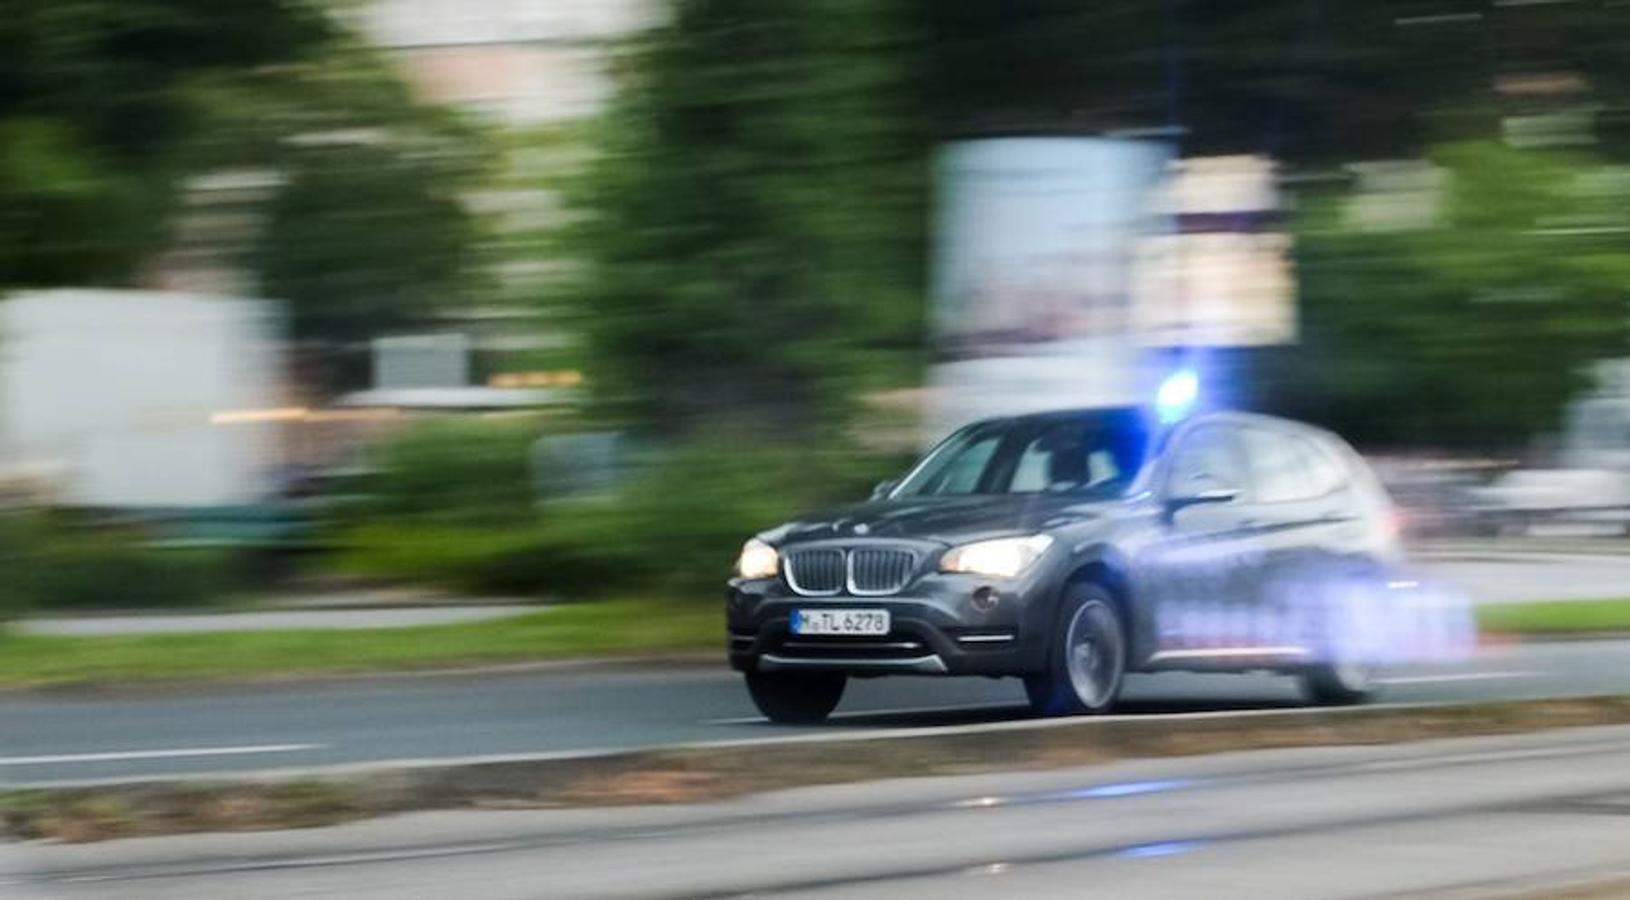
[10,724,1630,899]
[5,639,1630,786]
[1420,552,1630,603]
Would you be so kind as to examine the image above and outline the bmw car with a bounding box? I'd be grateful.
[726,406,1406,723]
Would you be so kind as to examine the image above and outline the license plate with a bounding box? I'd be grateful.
[791,608,890,636]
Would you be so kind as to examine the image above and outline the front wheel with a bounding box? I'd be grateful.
[1024,584,1127,716]
[744,670,846,724]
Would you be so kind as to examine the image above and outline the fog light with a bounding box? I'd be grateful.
[972,587,1000,612]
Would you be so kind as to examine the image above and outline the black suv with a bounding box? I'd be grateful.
[727,408,1405,723]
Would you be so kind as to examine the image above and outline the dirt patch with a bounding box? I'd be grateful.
[4,781,365,843]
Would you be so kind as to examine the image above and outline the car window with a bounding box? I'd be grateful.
[1297,437,1347,497]
[1165,425,1247,496]
[894,413,1148,497]
[1239,426,1316,502]
[918,433,1001,495]
[1008,423,1127,493]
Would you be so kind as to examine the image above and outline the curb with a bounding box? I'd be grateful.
[9,695,1630,843]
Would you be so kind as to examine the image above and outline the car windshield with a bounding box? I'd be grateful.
[892,411,1150,498]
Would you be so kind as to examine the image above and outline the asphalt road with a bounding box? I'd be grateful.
[5,639,1630,787]
[12,724,1630,899]
[1,550,1627,787]
[1421,552,1630,603]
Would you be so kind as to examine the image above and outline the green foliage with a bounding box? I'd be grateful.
[257,137,480,342]
[332,436,906,598]
[1255,141,1630,448]
[330,523,644,598]
[0,0,330,286]
[563,0,930,435]
[218,39,492,351]
[353,418,543,528]
[0,3,489,377]
[0,518,230,615]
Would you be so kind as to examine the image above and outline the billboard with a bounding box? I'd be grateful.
[925,138,1173,441]
[1131,155,1296,347]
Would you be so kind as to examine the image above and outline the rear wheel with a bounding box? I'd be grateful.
[1301,660,1374,705]
[744,670,846,724]
[1024,584,1127,716]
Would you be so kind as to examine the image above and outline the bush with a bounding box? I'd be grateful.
[357,418,543,527]
[327,436,911,599]
[0,518,231,616]
[329,522,647,598]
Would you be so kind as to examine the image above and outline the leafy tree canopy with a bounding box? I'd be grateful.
[0,0,330,285]
[1253,141,1630,448]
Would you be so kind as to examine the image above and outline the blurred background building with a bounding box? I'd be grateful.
[355,0,661,126]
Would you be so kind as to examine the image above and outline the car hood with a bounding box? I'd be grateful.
[762,494,1125,547]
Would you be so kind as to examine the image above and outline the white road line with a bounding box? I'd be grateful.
[1377,671,1544,686]
[0,744,324,767]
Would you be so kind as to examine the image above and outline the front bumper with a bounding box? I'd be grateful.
[726,568,1060,677]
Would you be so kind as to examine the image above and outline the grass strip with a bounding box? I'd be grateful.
[0,600,719,688]
[1477,599,1630,636]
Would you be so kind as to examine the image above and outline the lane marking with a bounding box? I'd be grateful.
[1377,671,1543,686]
[0,744,324,767]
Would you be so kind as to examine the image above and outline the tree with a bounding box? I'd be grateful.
[563,0,929,436]
[568,0,1630,446]
[2,3,491,385]
[0,0,330,286]
[1250,141,1630,449]
[215,43,490,352]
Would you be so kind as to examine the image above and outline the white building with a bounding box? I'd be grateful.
[354,0,663,126]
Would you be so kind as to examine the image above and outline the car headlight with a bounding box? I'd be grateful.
[940,535,1054,578]
[735,539,780,579]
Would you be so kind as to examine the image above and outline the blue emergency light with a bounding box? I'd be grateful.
[1155,369,1200,424]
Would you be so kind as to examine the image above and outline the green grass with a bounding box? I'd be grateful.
[0,600,720,688]
[1477,599,1630,635]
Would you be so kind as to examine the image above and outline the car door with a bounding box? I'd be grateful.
[1139,422,1261,657]
[1237,424,1375,651]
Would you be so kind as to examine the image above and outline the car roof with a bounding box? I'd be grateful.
[969,407,1350,449]
[982,406,1305,432]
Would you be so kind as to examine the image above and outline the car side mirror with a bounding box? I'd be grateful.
[871,478,899,500]
[1163,485,1239,515]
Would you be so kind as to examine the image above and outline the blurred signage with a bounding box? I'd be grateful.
[925,138,1173,440]
[1131,155,1297,347]
[488,370,584,389]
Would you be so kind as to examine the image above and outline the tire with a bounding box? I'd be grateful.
[1300,569,1381,706]
[744,670,846,724]
[1024,583,1127,717]
[1301,661,1374,706]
